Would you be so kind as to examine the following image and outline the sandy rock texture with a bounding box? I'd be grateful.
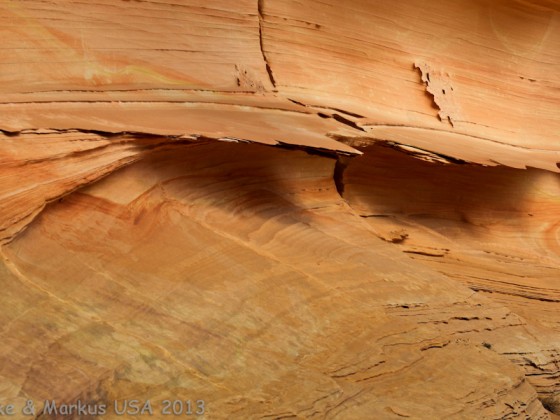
[1,0,559,419]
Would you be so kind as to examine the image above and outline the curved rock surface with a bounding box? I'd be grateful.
[1,0,559,418]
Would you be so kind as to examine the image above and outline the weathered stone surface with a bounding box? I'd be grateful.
[1,1,559,418]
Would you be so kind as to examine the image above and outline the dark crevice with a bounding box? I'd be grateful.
[257,0,276,88]
[0,129,19,137]
[287,98,306,107]
[334,156,350,197]
[403,250,446,257]
[332,114,366,132]
[274,140,350,159]
[265,64,276,89]
[328,108,365,119]
[2,127,360,159]
[2,127,185,140]
[286,98,365,118]
[381,141,468,165]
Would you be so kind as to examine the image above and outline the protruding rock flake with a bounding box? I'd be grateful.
[414,61,461,126]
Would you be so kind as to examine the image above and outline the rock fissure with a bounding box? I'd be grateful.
[257,0,277,89]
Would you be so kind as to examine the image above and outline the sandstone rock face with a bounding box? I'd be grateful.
[1,1,560,419]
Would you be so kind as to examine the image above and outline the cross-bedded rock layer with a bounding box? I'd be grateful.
[1,0,559,418]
